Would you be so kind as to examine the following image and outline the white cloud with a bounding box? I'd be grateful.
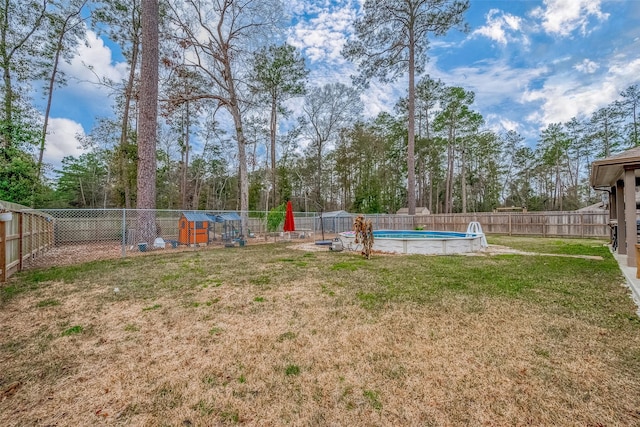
[473,9,524,45]
[499,117,520,133]
[530,0,609,36]
[503,14,522,32]
[483,114,521,135]
[608,57,640,83]
[433,59,548,107]
[59,29,129,96]
[287,2,355,64]
[573,59,599,74]
[522,56,640,125]
[44,29,128,138]
[286,0,338,16]
[44,118,87,169]
[361,78,406,118]
[551,55,572,65]
[522,81,615,124]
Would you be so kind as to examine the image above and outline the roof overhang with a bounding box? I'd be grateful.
[591,155,640,189]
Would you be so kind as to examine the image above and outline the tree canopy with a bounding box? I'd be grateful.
[1,0,639,216]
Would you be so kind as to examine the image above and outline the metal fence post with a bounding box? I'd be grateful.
[122,209,126,257]
[0,217,5,282]
[18,212,23,270]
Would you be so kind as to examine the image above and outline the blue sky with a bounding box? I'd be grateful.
[41,0,640,170]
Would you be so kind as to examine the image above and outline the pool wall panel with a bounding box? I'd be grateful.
[339,231,484,255]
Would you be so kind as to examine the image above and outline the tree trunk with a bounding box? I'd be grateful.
[428,169,433,214]
[136,0,158,245]
[633,103,638,146]
[1,13,12,149]
[0,0,48,148]
[237,123,249,232]
[37,3,85,185]
[224,62,249,233]
[120,37,139,209]
[416,158,422,207]
[1,0,14,149]
[181,103,190,209]
[461,144,466,213]
[316,140,323,206]
[407,31,416,215]
[604,119,610,157]
[445,126,454,214]
[104,164,110,208]
[78,176,86,207]
[556,163,562,211]
[36,39,64,182]
[192,173,200,209]
[37,33,63,184]
[270,95,277,206]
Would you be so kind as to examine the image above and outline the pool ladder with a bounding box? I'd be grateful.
[466,221,488,248]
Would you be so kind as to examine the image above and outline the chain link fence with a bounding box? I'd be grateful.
[39,209,418,247]
[13,209,418,262]
[34,209,323,257]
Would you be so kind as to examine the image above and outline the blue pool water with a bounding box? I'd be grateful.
[340,230,473,239]
[374,230,471,239]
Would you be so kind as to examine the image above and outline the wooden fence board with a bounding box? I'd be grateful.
[0,205,54,282]
[414,211,609,237]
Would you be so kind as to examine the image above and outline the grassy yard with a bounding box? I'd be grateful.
[1,237,639,425]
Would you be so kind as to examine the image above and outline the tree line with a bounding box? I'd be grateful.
[1,0,639,219]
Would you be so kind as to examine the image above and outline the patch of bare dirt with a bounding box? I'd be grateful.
[24,243,124,269]
[22,237,285,270]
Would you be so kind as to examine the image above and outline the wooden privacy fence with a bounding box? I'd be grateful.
[0,202,54,282]
[315,211,609,238]
[413,211,610,238]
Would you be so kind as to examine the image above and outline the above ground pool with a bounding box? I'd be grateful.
[338,229,487,255]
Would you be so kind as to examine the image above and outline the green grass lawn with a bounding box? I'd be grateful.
[487,235,612,256]
[1,236,639,425]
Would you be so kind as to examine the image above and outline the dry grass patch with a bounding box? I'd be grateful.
[1,239,640,425]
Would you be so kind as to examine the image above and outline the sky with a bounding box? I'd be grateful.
[39,0,640,172]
